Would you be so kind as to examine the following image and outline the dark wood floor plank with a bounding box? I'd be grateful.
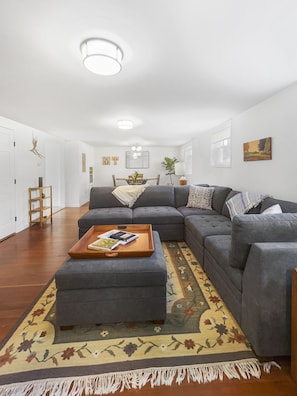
[1,204,297,395]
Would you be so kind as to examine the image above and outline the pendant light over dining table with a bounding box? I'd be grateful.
[80,38,123,76]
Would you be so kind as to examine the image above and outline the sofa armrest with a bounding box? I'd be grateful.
[230,213,297,270]
[241,242,297,356]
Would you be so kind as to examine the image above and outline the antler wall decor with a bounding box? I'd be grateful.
[29,135,44,158]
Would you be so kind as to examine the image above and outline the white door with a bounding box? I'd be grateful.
[0,126,15,240]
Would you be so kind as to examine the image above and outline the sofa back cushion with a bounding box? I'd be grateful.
[174,184,209,208]
[133,185,175,208]
[175,185,232,212]
[261,197,297,213]
[210,186,232,214]
[230,213,297,270]
[222,191,240,218]
[174,185,190,208]
[89,187,125,209]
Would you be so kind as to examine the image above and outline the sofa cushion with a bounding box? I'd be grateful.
[204,235,242,292]
[178,207,219,217]
[174,185,190,208]
[174,184,209,208]
[230,213,297,270]
[56,232,167,290]
[260,197,297,213]
[222,190,240,218]
[133,206,184,224]
[186,185,214,209]
[210,186,232,214]
[184,214,232,245]
[78,207,133,229]
[112,185,147,208]
[133,185,175,208]
[89,187,125,209]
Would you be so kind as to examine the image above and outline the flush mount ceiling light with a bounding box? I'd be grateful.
[80,38,123,76]
[117,120,134,130]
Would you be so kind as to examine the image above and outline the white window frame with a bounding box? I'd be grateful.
[184,143,192,175]
[210,120,232,168]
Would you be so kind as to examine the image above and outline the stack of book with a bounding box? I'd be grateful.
[87,230,138,251]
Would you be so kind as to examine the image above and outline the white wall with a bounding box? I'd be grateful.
[0,115,65,233]
[190,82,297,202]
[93,146,181,186]
[45,139,65,209]
[65,140,95,207]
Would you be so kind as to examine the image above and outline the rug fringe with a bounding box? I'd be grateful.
[260,360,281,373]
[0,358,277,396]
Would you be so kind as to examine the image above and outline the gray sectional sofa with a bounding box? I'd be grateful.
[77,184,297,357]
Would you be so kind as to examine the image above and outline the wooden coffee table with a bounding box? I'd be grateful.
[68,224,154,259]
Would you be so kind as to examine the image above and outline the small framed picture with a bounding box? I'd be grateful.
[82,153,86,172]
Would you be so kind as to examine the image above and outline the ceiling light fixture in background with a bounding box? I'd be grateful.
[131,144,142,159]
[117,120,134,129]
[80,38,123,76]
[131,145,142,152]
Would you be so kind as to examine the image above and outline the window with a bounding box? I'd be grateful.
[210,121,231,167]
[184,143,192,175]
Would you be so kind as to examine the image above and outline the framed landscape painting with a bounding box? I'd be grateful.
[243,137,272,161]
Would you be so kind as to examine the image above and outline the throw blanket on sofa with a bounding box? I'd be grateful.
[112,184,148,207]
[226,191,268,220]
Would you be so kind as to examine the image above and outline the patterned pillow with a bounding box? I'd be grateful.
[186,185,214,209]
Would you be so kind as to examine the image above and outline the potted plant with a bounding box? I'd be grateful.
[131,171,139,183]
[161,157,178,185]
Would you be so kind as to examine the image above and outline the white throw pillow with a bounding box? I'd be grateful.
[186,185,214,210]
[261,204,282,215]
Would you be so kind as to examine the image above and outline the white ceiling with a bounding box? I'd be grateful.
[0,0,297,147]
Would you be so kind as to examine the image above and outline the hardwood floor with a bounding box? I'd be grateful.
[1,205,297,396]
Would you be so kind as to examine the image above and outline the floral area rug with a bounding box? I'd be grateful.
[0,242,265,395]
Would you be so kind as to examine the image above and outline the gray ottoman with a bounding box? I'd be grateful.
[55,231,167,327]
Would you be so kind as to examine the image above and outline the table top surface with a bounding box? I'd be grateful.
[68,224,155,259]
[114,177,158,185]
